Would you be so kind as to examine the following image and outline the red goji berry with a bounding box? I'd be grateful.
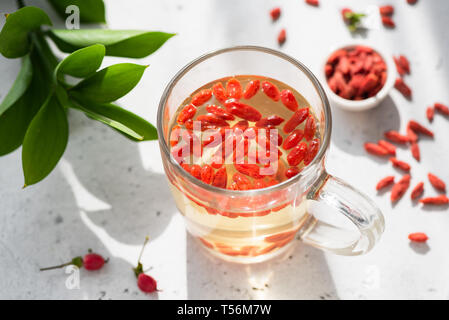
[235,164,264,179]
[285,167,301,179]
[408,233,428,243]
[283,108,309,133]
[181,163,191,173]
[398,55,410,74]
[83,253,106,271]
[341,8,352,23]
[394,78,412,98]
[428,173,446,192]
[420,195,449,205]
[378,140,396,155]
[232,173,252,190]
[393,56,406,76]
[305,0,319,6]
[287,142,308,166]
[243,80,260,99]
[197,114,229,128]
[304,138,319,165]
[255,115,285,128]
[406,124,418,143]
[426,106,434,122]
[189,164,202,179]
[191,89,212,106]
[408,120,433,137]
[364,143,389,156]
[137,273,158,293]
[379,5,394,16]
[270,7,281,21]
[325,64,334,77]
[224,100,262,122]
[376,176,395,191]
[277,29,286,45]
[261,81,281,101]
[410,142,420,161]
[232,120,249,131]
[391,174,411,202]
[434,102,449,116]
[206,105,235,120]
[184,118,194,130]
[211,167,227,188]
[212,82,227,103]
[170,125,181,147]
[280,89,298,111]
[282,129,304,150]
[407,0,418,5]
[410,182,424,200]
[384,130,410,144]
[304,116,316,141]
[381,16,395,28]
[226,78,242,99]
[177,104,196,125]
[390,157,411,172]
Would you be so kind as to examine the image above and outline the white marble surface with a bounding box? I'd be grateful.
[1,0,448,300]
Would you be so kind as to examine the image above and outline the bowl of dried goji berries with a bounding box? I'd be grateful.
[322,43,396,111]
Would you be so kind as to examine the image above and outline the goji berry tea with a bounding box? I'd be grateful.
[167,75,321,260]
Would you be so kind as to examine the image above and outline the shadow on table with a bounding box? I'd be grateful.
[185,234,339,300]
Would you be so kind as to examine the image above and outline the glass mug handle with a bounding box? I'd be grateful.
[299,171,385,256]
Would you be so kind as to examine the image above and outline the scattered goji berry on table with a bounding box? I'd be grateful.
[420,195,449,205]
[398,55,410,74]
[270,7,281,21]
[381,16,395,28]
[305,0,319,6]
[408,232,428,243]
[408,120,434,137]
[434,102,449,116]
[394,78,412,98]
[391,174,411,202]
[410,142,420,161]
[428,173,446,192]
[379,5,394,16]
[426,106,434,122]
[410,182,424,200]
[376,176,395,191]
[407,0,418,5]
[393,56,406,76]
[390,157,411,172]
[378,140,396,155]
[277,28,286,45]
[40,250,107,271]
[364,143,389,157]
[384,130,410,144]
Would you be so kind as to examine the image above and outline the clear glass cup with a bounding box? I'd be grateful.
[157,46,384,263]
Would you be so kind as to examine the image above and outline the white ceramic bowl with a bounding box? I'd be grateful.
[321,42,396,111]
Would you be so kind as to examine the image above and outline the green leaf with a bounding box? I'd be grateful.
[48,29,175,58]
[0,49,52,156]
[74,101,157,141]
[22,94,69,186]
[0,6,52,58]
[55,44,105,79]
[70,63,147,103]
[0,54,33,116]
[47,0,106,23]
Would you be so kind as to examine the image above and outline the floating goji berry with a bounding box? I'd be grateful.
[304,138,319,165]
[191,89,212,106]
[212,82,227,103]
[434,102,449,115]
[243,80,260,99]
[280,89,298,111]
[381,16,395,28]
[364,143,389,156]
[211,167,227,188]
[282,129,304,150]
[261,81,281,101]
[285,167,300,179]
[270,7,281,21]
[420,195,449,205]
[376,176,395,191]
[408,233,428,243]
[426,106,434,122]
[235,164,264,179]
[170,125,181,147]
[384,130,410,144]
[390,157,411,172]
[379,5,394,16]
[226,78,242,99]
[277,29,286,45]
[177,104,196,125]
[283,108,309,133]
[287,142,308,166]
[224,100,262,122]
[205,105,235,120]
[410,182,424,200]
[428,173,446,192]
[410,142,420,161]
[171,143,190,163]
[378,140,396,155]
[181,163,191,173]
[232,120,249,131]
[200,164,214,184]
[232,172,252,190]
[305,0,319,6]
[189,164,202,179]
[391,174,410,202]
[255,115,285,128]
[394,78,412,98]
[408,120,434,137]
[184,118,194,130]
[304,116,316,141]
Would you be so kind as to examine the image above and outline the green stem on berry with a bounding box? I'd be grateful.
[40,256,83,271]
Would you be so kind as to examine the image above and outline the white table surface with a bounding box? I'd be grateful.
[1,0,448,300]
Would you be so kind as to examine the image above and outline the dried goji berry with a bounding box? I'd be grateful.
[359,73,379,95]
[177,103,196,125]
[283,108,309,133]
[232,120,249,131]
[406,124,418,143]
[391,174,410,202]
[434,102,449,116]
[285,167,300,179]
[181,163,191,173]
[305,0,319,6]
[394,78,412,98]
[235,164,264,179]
[277,29,286,45]
[191,89,212,106]
[408,233,428,243]
[381,16,395,28]
[325,64,334,77]
[426,106,434,122]
[261,81,281,101]
[226,78,242,99]
[287,142,308,166]
[280,89,298,111]
[364,143,389,156]
[398,55,410,74]
[196,114,229,128]
[428,173,446,192]
[243,80,260,99]
[190,164,202,179]
[410,182,424,200]
[393,56,406,76]
[206,105,235,120]
[170,125,181,147]
[410,142,420,161]
[212,82,227,103]
[269,7,281,21]
[282,129,304,150]
[304,115,316,141]
[407,0,418,5]
[224,100,262,122]
[184,118,194,130]
[390,157,411,172]
[211,167,227,188]
[384,130,410,144]
[304,138,319,165]
[200,165,213,184]
[379,5,394,16]
[420,195,449,205]
[408,120,434,137]
[232,172,252,190]
[255,115,285,128]
[376,176,395,191]
[378,140,396,155]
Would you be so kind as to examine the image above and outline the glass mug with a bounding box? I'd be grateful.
[157,46,384,263]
